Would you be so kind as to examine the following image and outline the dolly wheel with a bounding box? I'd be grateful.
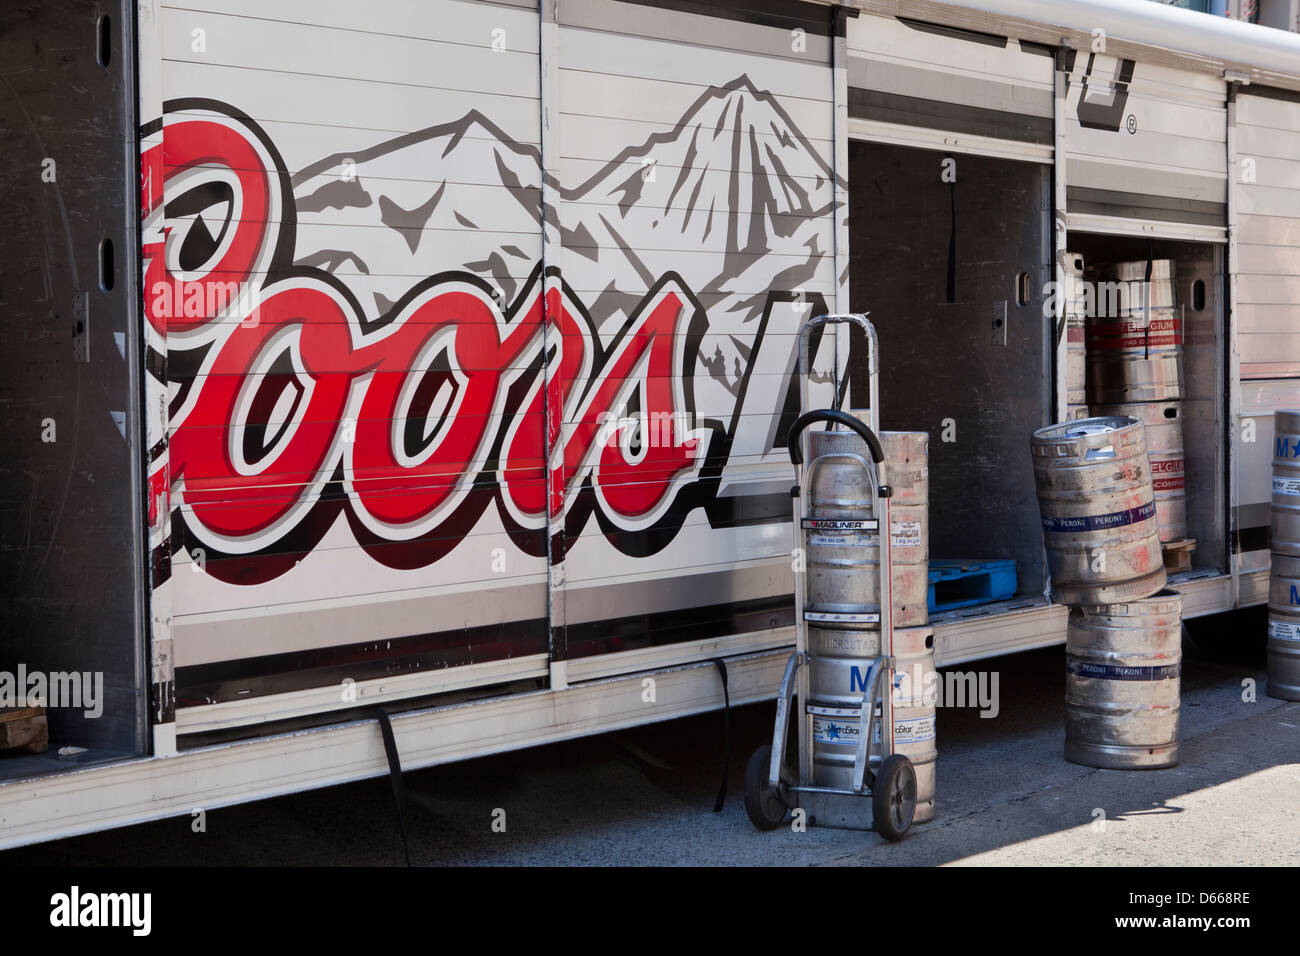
[743,745,789,830]
[873,754,917,842]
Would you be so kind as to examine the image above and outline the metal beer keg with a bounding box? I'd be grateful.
[1031,416,1166,605]
[1093,401,1186,543]
[808,625,937,822]
[1064,590,1182,770]
[1085,260,1182,404]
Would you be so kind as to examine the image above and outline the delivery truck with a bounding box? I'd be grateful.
[1,0,1297,848]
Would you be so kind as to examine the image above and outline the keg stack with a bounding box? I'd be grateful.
[805,421,937,823]
[1085,259,1194,572]
[1031,416,1182,769]
[1267,410,1300,700]
[880,428,936,823]
[745,315,930,840]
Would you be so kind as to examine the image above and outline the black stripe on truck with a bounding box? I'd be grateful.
[176,618,551,708]
[847,87,1054,145]
[174,595,792,710]
[897,17,1007,48]
[1066,186,1226,228]
[1235,526,1270,554]
[1239,85,1300,104]
[610,0,837,35]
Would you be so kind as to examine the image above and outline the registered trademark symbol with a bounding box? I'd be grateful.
[1126,114,1137,134]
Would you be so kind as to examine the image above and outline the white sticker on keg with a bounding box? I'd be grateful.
[812,715,862,745]
[808,532,874,547]
[806,705,859,717]
[803,517,879,548]
[1273,476,1300,497]
[891,520,922,547]
[871,713,937,746]
[804,610,881,624]
[1269,619,1300,642]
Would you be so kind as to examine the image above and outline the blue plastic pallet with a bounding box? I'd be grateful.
[927,559,1017,613]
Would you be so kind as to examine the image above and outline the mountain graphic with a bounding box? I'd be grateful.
[559,76,837,316]
[289,112,544,313]
[554,76,841,404]
[288,75,842,434]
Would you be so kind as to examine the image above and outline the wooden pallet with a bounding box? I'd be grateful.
[1162,538,1196,573]
[0,706,48,755]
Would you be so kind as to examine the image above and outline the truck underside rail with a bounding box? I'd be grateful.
[0,569,1266,850]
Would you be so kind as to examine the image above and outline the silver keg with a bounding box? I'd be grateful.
[1064,589,1182,770]
[887,625,937,823]
[803,425,928,627]
[1267,553,1300,701]
[880,429,929,628]
[1067,316,1087,408]
[1093,401,1186,543]
[1271,410,1300,557]
[801,422,885,789]
[1113,259,1178,310]
[808,625,937,822]
[1085,260,1182,404]
[803,428,882,617]
[1031,416,1167,605]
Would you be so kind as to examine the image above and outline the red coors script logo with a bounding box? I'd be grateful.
[141,103,727,584]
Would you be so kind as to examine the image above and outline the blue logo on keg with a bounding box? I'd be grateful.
[1291,585,1300,606]
[1277,437,1300,459]
[851,668,868,693]
[1066,659,1181,680]
[1041,501,1156,534]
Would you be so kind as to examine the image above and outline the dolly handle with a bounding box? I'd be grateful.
[787,410,884,466]
[797,313,876,375]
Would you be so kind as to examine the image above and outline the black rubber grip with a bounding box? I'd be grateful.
[787,410,884,466]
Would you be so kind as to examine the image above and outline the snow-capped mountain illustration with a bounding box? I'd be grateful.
[289,75,842,441]
[556,77,839,406]
[289,113,544,314]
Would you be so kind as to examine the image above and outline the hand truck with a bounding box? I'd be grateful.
[741,313,917,842]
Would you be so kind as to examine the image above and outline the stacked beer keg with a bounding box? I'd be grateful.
[1031,416,1183,769]
[880,429,937,823]
[1267,411,1300,700]
[803,418,937,822]
[1086,259,1192,567]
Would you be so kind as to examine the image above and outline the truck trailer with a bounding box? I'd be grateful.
[1,0,1297,848]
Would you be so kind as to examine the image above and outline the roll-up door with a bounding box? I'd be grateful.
[1064,52,1227,242]
[1234,88,1300,381]
[1230,86,1300,566]
[554,0,841,665]
[844,13,1055,598]
[845,13,1055,162]
[156,0,553,729]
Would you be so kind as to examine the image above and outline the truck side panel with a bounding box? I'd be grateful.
[552,0,838,661]
[153,0,552,715]
[149,0,843,731]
